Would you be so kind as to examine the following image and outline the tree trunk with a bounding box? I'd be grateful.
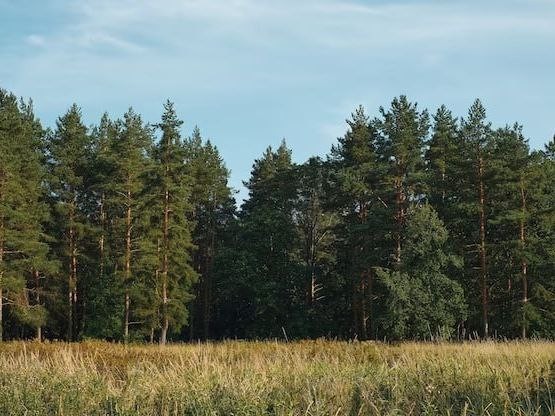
[0,220,3,342]
[160,187,170,346]
[351,264,359,339]
[0,285,2,343]
[160,316,168,345]
[123,189,132,341]
[441,170,446,204]
[35,270,42,341]
[124,292,130,341]
[394,177,404,265]
[520,179,528,339]
[202,230,215,340]
[68,201,75,342]
[99,193,105,281]
[360,272,368,340]
[478,156,488,338]
[367,269,373,340]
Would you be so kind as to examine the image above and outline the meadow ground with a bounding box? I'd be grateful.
[0,340,553,415]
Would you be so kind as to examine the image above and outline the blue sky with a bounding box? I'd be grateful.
[1,0,554,201]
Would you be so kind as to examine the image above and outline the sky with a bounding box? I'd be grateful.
[1,0,554,201]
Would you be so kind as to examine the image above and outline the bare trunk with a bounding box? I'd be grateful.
[367,269,373,340]
[68,202,75,342]
[160,316,168,345]
[123,190,132,341]
[307,221,316,305]
[160,188,169,345]
[360,272,367,340]
[351,268,359,338]
[441,171,446,203]
[202,230,215,340]
[478,157,488,338]
[0,223,3,342]
[35,270,42,341]
[0,285,2,343]
[99,193,105,279]
[124,292,130,341]
[394,177,403,265]
[520,179,528,339]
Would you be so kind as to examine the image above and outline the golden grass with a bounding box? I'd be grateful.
[0,340,553,415]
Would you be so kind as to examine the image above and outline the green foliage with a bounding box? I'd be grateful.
[376,205,466,340]
[0,90,53,340]
[149,101,197,339]
[0,85,553,342]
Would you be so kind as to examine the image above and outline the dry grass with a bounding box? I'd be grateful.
[0,340,553,415]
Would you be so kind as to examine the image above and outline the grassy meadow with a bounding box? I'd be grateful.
[0,340,553,416]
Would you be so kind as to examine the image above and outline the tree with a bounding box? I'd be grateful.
[109,109,153,341]
[0,90,53,341]
[376,205,466,340]
[377,96,430,265]
[231,141,302,337]
[293,157,339,337]
[425,105,459,220]
[151,101,196,344]
[48,104,92,341]
[522,140,555,337]
[329,106,385,339]
[457,99,493,338]
[83,113,121,339]
[184,127,234,340]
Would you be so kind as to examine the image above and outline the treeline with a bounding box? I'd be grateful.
[0,89,553,342]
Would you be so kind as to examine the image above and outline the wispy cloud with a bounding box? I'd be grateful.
[2,0,554,195]
[25,0,555,56]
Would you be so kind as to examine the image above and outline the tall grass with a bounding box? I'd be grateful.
[0,340,552,415]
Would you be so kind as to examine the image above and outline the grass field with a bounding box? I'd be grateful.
[0,341,553,415]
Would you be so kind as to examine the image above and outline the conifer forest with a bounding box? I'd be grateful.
[1,88,554,344]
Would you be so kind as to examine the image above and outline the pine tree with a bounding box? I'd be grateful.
[109,109,153,341]
[486,125,533,337]
[426,105,459,220]
[151,101,196,344]
[458,99,493,338]
[237,141,301,337]
[48,104,92,341]
[523,140,555,337]
[294,157,339,336]
[184,127,233,340]
[0,90,52,341]
[377,96,430,265]
[84,113,121,339]
[329,106,384,339]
